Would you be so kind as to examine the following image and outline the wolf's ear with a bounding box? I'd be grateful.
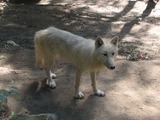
[95,37,104,48]
[111,36,119,46]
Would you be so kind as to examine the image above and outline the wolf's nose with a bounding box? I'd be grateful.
[110,66,115,69]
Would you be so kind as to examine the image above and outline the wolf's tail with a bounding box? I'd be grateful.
[34,32,45,68]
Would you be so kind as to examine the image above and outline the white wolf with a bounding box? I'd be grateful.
[34,27,119,99]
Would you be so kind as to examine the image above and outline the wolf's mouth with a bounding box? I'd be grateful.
[104,63,115,70]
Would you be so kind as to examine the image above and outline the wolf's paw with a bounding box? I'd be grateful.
[94,89,105,97]
[47,79,56,89]
[51,73,57,79]
[74,91,84,99]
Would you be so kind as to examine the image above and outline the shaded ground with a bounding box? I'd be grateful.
[0,0,160,120]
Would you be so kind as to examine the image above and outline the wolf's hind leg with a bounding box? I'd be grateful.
[45,58,56,89]
[90,71,105,97]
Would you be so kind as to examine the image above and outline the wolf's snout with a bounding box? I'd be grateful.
[110,66,115,70]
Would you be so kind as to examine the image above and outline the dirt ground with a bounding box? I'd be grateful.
[0,0,160,120]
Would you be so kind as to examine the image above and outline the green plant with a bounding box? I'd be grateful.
[0,86,19,112]
[126,45,150,61]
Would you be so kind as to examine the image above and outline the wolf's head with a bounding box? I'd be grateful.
[95,36,119,70]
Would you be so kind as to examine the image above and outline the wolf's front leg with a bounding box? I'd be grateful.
[45,69,56,89]
[74,70,84,99]
[90,71,105,97]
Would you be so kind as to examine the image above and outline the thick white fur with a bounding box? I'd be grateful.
[34,27,119,99]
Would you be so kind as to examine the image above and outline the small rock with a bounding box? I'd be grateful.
[5,40,22,51]
[10,113,57,120]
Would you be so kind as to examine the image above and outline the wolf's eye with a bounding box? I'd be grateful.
[103,53,107,56]
[112,53,115,56]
